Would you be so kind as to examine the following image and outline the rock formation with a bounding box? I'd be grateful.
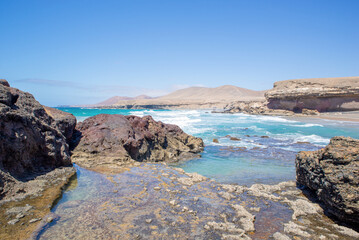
[71,114,204,169]
[296,136,359,225]
[0,79,76,199]
[266,77,359,112]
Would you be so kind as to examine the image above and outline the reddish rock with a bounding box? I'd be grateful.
[0,81,76,199]
[71,114,204,168]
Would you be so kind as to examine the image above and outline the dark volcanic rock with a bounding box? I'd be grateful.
[296,137,359,225]
[0,79,10,87]
[0,81,76,199]
[71,114,204,168]
[44,106,76,142]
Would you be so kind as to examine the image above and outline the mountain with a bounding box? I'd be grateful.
[108,85,266,109]
[74,85,266,109]
[159,85,265,101]
[83,95,154,107]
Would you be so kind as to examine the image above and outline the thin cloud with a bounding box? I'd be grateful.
[13,78,208,99]
[14,78,92,90]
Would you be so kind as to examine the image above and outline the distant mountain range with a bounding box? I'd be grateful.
[74,85,266,109]
[94,95,154,106]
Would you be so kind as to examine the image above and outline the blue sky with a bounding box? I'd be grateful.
[1,0,358,106]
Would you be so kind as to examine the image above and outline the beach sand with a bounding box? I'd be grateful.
[285,111,359,123]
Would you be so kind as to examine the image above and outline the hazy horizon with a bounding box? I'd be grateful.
[1,0,358,106]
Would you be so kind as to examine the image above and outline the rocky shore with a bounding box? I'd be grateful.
[218,77,359,118]
[71,114,204,172]
[32,163,359,240]
[1,78,359,239]
[0,80,77,239]
[296,136,359,226]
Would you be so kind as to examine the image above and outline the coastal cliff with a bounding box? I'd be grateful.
[266,77,359,112]
[296,136,359,226]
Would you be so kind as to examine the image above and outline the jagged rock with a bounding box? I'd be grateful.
[71,114,204,168]
[44,106,76,142]
[266,77,359,112]
[0,79,10,87]
[0,81,76,199]
[296,136,359,225]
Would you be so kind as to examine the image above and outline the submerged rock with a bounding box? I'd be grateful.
[71,114,204,169]
[296,136,359,225]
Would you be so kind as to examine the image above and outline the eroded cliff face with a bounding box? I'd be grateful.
[296,137,359,225]
[71,114,204,171]
[266,77,359,112]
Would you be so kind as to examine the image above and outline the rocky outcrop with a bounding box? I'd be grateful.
[296,137,359,225]
[71,114,204,169]
[0,80,76,199]
[44,106,76,142]
[266,77,359,112]
[220,101,320,116]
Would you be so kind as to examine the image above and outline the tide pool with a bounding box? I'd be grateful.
[59,107,359,185]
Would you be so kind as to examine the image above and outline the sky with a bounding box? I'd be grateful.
[0,0,358,106]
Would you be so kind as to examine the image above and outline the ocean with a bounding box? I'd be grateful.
[34,107,359,239]
[59,107,359,185]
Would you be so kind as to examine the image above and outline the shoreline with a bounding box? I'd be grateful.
[29,162,359,239]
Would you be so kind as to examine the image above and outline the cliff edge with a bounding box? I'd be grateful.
[266,77,359,112]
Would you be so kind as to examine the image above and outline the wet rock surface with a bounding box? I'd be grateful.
[34,164,359,240]
[71,114,204,170]
[296,136,359,226]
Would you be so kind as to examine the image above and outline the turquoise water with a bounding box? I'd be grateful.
[59,107,359,185]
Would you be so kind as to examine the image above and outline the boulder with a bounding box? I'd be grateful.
[0,79,10,87]
[266,77,359,112]
[71,114,204,168]
[296,137,359,225]
[44,106,76,142]
[0,81,76,199]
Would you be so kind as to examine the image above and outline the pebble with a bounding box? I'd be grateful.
[153,187,161,191]
[145,219,153,224]
[29,218,42,223]
[8,219,20,225]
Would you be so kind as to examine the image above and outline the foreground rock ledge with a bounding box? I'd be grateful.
[296,136,359,225]
[71,114,204,170]
[0,79,77,240]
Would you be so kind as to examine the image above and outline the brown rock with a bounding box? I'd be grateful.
[230,137,241,141]
[213,138,219,143]
[71,114,204,168]
[301,108,320,115]
[44,106,76,142]
[296,137,359,225]
[0,81,76,199]
[0,79,10,87]
[266,77,359,112]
